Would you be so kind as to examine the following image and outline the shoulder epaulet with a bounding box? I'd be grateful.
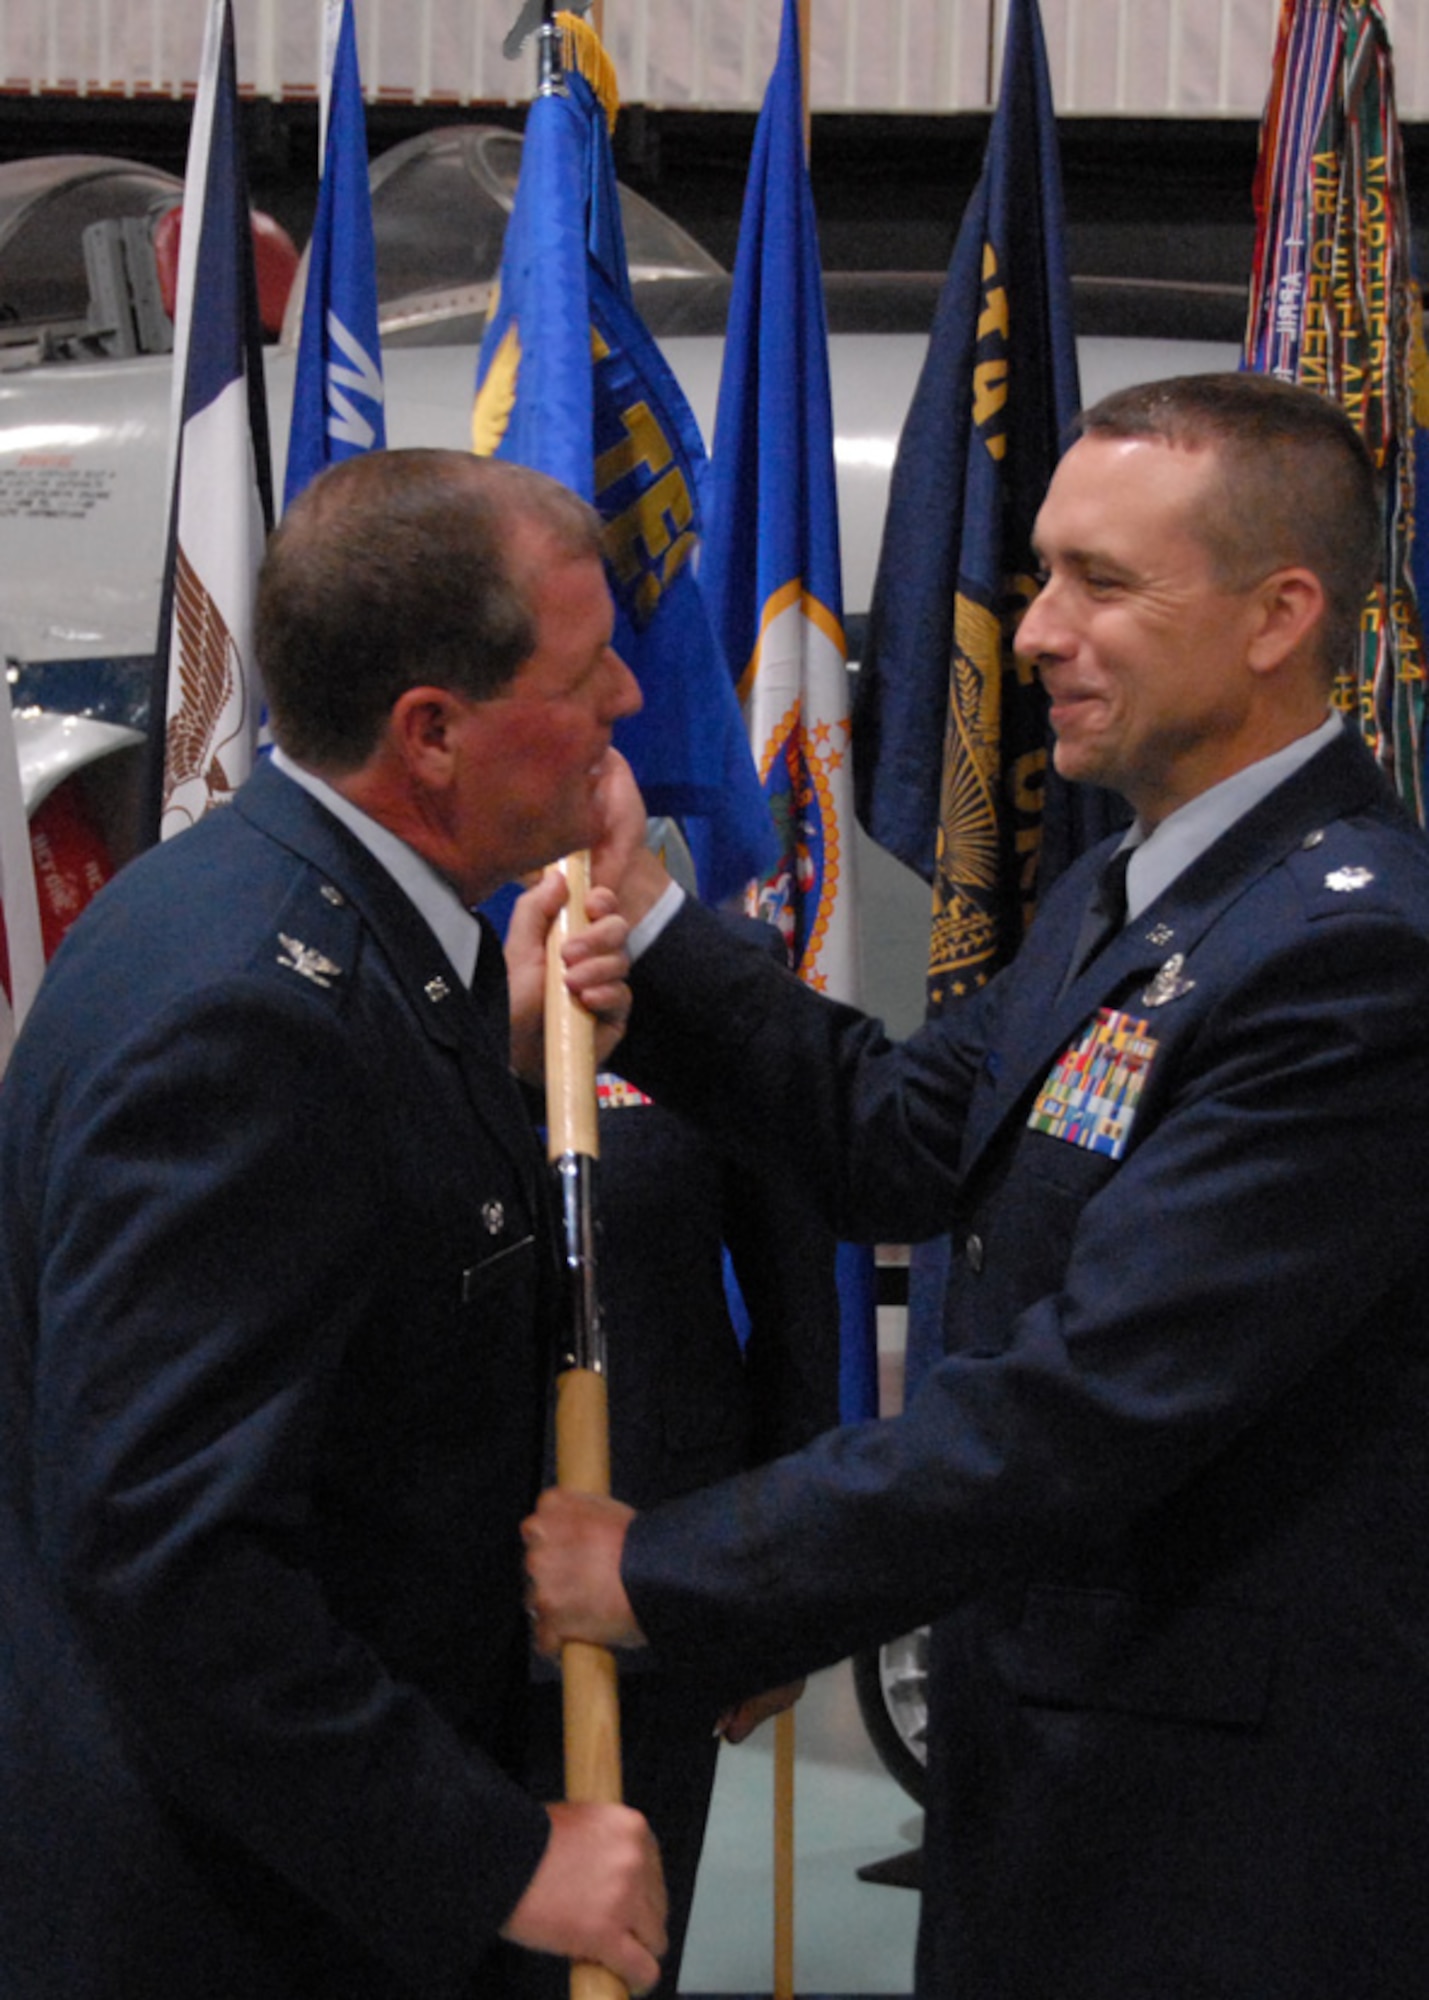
[252,872,361,1001]
[1284,827,1399,920]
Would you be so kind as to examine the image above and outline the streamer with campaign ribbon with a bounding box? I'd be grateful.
[1244,0,1426,819]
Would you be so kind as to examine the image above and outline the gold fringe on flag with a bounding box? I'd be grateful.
[557,11,620,131]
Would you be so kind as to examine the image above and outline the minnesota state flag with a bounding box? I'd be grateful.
[700,0,874,1420]
[701,0,856,999]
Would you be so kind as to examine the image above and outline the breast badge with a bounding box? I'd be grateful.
[1142,953,1196,1008]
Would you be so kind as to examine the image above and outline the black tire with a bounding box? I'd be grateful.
[852,1627,929,1806]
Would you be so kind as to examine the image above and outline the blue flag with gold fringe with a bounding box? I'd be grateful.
[472,16,774,900]
[701,0,875,1421]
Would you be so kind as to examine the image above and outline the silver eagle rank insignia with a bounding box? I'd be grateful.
[277,934,342,990]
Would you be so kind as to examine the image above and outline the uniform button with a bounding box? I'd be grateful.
[965,1233,985,1274]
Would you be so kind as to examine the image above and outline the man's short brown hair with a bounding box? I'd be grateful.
[1078,371,1380,682]
[258,449,605,770]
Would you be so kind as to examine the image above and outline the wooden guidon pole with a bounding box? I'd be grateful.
[775,26,812,1996]
[545,851,627,2000]
[772,31,808,2000]
[773,1705,796,2000]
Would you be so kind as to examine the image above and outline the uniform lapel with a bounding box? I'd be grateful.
[233,759,543,1203]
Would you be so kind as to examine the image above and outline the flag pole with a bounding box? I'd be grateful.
[772,25,813,1998]
[533,13,625,1991]
[0,684,43,1068]
[773,1709,796,2000]
[546,853,625,2000]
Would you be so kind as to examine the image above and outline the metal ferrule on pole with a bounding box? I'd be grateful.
[554,1149,604,1374]
[537,0,563,96]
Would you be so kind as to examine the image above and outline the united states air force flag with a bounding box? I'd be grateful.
[472,13,774,902]
[283,0,385,507]
[702,0,874,1420]
[1244,0,1426,823]
[148,0,273,845]
[852,0,1100,1012]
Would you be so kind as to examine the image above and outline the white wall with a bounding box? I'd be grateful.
[2,1,1426,119]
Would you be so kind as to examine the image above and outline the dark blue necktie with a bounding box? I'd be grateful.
[1061,846,1134,994]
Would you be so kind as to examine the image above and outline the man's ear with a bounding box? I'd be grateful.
[1246,566,1327,675]
[386,685,465,786]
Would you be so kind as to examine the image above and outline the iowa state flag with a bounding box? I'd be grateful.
[283,0,385,507]
[148,0,273,844]
[852,0,1106,1013]
[1243,0,1426,822]
[472,13,773,901]
[700,0,875,1421]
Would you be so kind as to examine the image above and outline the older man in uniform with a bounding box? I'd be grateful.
[0,449,664,1998]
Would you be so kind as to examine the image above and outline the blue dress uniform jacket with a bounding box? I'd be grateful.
[612,727,1429,1998]
[0,757,556,1997]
